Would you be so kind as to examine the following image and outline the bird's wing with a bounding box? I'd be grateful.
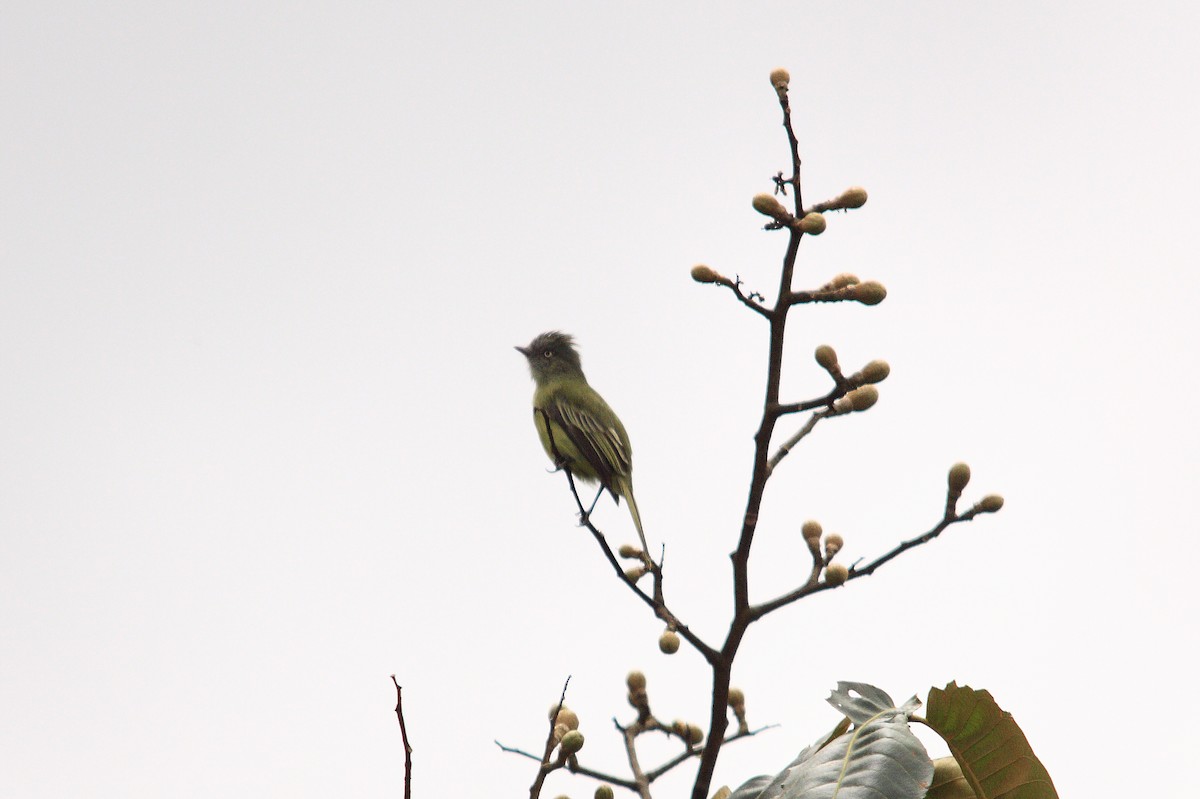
[543,395,631,498]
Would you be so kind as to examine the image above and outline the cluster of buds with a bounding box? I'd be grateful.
[831,385,879,415]
[626,670,651,721]
[670,719,705,747]
[618,544,648,583]
[549,704,585,758]
[803,520,850,585]
[811,275,887,306]
[727,687,749,733]
[945,462,1005,515]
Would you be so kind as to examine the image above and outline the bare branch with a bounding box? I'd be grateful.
[536,410,719,664]
[390,676,413,799]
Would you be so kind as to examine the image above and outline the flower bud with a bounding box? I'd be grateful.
[797,212,826,235]
[825,272,860,290]
[691,264,722,284]
[625,566,647,583]
[977,494,1005,513]
[687,724,705,745]
[948,463,971,495]
[752,193,789,219]
[824,562,849,586]
[847,385,879,412]
[658,630,681,654]
[627,690,647,709]
[814,344,839,371]
[769,68,791,91]
[727,687,745,708]
[853,359,890,385]
[849,281,887,305]
[560,729,585,754]
[595,786,615,799]
[554,707,580,730]
[618,544,643,559]
[837,186,868,209]
[672,719,688,737]
[824,533,843,560]
[801,520,823,542]
[626,670,647,691]
[553,722,569,742]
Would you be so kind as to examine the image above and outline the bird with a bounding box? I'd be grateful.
[516,331,648,557]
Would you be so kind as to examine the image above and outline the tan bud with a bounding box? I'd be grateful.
[769,68,791,91]
[553,722,569,742]
[618,544,643,559]
[814,344,839,371]
[854,360,890,385]
[801,520,823,542]
[824,533,844,558]
[848,385,879,412]
[672,719,688,737]
[559,729,585,754]
[824,562,849,586]
[849,281,887,305]
[797,212,826,235]
[658,630,681,654]
[626,670,647,691]
[752,193,789,219]
[687,724,705,745]
[828,272,860,289]
[556,707,580,730]
[690,264,722,284]
[948,463,971,494]
[977,494,1005,513]
[727,687,745,707]
[838,186,868,209]
[627,690,647,709]
[595,786,615,799]
[624,566,647,583]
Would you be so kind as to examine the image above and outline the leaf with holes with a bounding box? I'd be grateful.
[727,682,932,799]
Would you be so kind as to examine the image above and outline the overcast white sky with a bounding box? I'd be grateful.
[2,2,1197,797]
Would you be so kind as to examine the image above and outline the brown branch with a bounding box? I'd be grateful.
[692,78,809,799]
[714,275,773,319]
[617,721,654,799]
[765,408,832,475]
[748,508,985,621]
[525,677,572,799]
[390,676,412,799]
[536,410,719,665]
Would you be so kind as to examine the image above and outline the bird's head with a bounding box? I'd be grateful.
[516,331,585,382]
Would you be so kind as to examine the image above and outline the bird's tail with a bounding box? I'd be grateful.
[618,477,651,561]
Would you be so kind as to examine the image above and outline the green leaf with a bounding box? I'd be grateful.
[727,682,932,799]
[923,682,1058,799]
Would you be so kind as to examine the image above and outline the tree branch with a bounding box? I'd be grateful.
[390,676,413,799]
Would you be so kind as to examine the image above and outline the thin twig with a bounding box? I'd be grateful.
[390,676,413,799]
[748,510,980,620]
[536,410,719,664]
[766,409,832,475]
[527,677,572,799]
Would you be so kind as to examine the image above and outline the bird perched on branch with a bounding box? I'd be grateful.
[516,331,648,557]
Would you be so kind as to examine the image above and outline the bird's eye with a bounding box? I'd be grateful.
[543,350,554,358]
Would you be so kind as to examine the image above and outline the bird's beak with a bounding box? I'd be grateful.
[514,345,530,357]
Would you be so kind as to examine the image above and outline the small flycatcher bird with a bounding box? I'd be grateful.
[516,331,648,555]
